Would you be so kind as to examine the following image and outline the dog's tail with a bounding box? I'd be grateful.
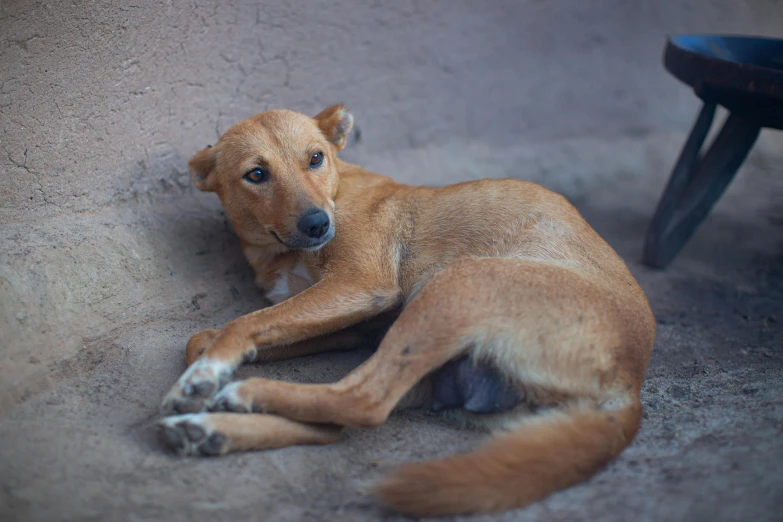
[374,402,641,517]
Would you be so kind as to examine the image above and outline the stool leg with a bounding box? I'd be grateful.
[642,103,716,267]
[642,106,760,268]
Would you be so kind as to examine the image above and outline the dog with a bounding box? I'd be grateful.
[158,105,656,517]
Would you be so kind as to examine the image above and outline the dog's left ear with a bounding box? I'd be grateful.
[315,104,354,151]
[188,145,217,192]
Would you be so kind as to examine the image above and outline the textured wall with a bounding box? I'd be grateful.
[3,0,783,210]
[1,0,782,411]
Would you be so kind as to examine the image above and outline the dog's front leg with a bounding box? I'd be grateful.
[160,278,399,415]
[185,327,375,366]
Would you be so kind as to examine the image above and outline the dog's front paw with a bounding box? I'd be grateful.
[160,358,234,415]
[158,414,230,456]
[185,329,221,366]
[207,381,261,413]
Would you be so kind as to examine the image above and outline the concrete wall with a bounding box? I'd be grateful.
[1,0,782,413]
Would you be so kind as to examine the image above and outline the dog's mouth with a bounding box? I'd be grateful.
[270,230,286,246]
[270,228,334,251]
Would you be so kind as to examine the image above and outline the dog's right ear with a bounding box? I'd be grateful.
[188,145,216,192]
[314,104,354,151]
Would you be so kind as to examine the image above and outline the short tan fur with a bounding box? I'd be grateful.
[158,105,656,517]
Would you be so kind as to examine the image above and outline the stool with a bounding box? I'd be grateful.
[642,35,783,268]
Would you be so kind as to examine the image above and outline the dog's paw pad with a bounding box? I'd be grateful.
[160,358,234,415]
[192,380,217,397]
[207,382,259,413]
[199,432,227,456]
[158,414,230,457]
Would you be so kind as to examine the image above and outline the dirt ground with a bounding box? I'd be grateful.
[2,133,782,522]
[1,1,782,521]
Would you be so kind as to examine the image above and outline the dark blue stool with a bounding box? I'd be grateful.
[642,35,783,268]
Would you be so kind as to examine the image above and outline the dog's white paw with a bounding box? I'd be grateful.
[207,381,260,413]
[158,414,230,456]
[160,358,234,415]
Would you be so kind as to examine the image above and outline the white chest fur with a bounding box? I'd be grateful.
[264,262,314,305]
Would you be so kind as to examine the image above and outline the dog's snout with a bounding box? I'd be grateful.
[297,208,331,239]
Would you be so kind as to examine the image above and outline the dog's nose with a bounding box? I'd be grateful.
[297,208,331,239]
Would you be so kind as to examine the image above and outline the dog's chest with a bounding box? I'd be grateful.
[244,246,318,305]
[264,262,315,305]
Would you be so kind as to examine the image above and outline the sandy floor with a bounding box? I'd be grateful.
[1,130,781,521]
[2,3,783,519]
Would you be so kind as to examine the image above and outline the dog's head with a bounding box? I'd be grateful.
[188,105,354,251]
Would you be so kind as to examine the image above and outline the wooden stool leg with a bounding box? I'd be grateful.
[643,106,760,268]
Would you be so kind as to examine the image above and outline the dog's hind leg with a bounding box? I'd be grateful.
[158,413,342,456]
[202,259,507,428]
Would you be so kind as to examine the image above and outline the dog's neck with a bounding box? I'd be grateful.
[240,239,317,302]
[240,236,298,276]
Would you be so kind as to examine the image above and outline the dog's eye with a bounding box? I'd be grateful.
[243,167,269,184]
[309,151,324,168]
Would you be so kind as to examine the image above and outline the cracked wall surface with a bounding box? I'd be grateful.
[3,1,782,212]
[1,1,782,521]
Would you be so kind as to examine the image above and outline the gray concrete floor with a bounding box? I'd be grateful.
[1,130,781,521]
[2,1,783,520]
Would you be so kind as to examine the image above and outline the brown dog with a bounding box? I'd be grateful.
[158,105,656,517]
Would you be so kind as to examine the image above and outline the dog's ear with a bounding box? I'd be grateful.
[314,104,354,151]
[188,145,217,192]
